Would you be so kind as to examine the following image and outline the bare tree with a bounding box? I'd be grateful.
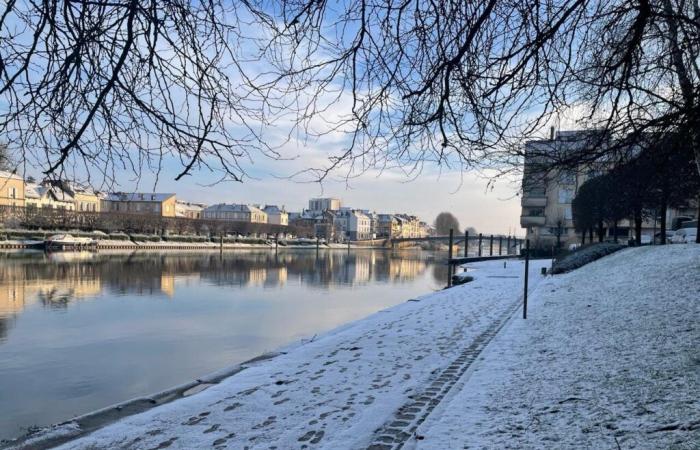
[434,212,460,236]
[0,1,275,186]
[4,0,700,187]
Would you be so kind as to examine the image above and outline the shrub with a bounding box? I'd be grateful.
[108,233,131,241]
[163,235,209,243]
[550,243,625,274]
[129,234,162,242]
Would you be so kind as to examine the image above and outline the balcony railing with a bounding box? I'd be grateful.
[521,196,547,207]
[520,215,546,227]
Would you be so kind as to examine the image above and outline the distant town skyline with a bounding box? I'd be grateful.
[110,170,521,236]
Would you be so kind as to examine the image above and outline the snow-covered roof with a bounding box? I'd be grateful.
[25,183,74,202]
[0,170,22,181]
[203,203,265,214]
[263,205,286,214]
[106,192,175,202]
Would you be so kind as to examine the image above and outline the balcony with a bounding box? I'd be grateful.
[520,215,546,227]
[521,196,547,207]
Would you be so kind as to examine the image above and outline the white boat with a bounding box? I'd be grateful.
[45,234,95,250]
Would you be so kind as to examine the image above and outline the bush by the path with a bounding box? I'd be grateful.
[551,242,625,274]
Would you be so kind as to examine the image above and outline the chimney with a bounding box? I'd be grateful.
[550,126,555,140]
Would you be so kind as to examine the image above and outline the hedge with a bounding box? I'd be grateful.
[551,242,626,274]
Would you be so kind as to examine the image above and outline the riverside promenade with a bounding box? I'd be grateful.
[9,245,698,449]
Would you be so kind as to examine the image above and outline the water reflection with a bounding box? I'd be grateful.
[0,249,446,440]
[0,250,441,323]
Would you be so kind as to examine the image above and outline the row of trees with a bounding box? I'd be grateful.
[572,139,700,245]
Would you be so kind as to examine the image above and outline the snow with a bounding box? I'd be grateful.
[415,244,700,449]
[40,258,550,450]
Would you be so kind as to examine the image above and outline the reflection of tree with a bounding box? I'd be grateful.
[0,317,13,341]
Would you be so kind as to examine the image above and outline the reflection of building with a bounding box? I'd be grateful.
[102,192,177,217]
[0,170,25,208]
[248,267,267,285]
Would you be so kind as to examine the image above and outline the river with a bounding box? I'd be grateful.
[0,249,447,440]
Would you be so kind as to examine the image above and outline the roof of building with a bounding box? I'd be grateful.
[263,205,287,214]
[203,203,266,214]
[106,192,175,202]
[0,170,23,181]
[25,183,74,202]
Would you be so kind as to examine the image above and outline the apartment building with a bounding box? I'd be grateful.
[263,205,289,226]
[202,204,268,223]
[45,180,101,212]
[0,171,24,208]
[346,210,372,240]
[175,201,206,219]
[519,130,697,247]
[102,192,177,217]
[308,197,341,213]
[25,182,75,210]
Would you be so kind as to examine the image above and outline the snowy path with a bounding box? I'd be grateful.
[38,259,550,450]
[415,245,700,449]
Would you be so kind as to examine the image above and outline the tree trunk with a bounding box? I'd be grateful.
[696,193,700,244]
[634,209,643,246]
[581,230,586,245]
[597,221,604,242]
[612,220,618,243]
[659,198,668,245]
[589,227,593,243]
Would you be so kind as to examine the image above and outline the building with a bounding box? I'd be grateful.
[395,214,421,238]
[308,197,341,213]
[25,182,75,210]
[45,180,101,212]
[102,192,176,217]
[0,171,24,208]
[175,201,206,219]
[263,205,289,226]
[377,214,401,238]
[202,204,267,223]
[519,130,696,247]
[346,210,372,240]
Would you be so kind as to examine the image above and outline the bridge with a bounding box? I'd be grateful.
[388,233,525,257]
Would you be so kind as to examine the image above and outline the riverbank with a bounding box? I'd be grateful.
[0,240,390,251]
[6,245,698,449]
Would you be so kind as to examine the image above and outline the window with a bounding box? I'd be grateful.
[558,188,574,204]
[564,206,572,220]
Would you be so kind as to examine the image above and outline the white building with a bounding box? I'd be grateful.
[308,197,341,213]
[263,205,289,226]
[175,201,206,219]
[347,210,371,241]
[24,183,75,211]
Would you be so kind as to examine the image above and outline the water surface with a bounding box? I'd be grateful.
[0,249,446,440]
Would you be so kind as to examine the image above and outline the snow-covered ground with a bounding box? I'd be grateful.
[18,258,549,450]
[416,244,700,449]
